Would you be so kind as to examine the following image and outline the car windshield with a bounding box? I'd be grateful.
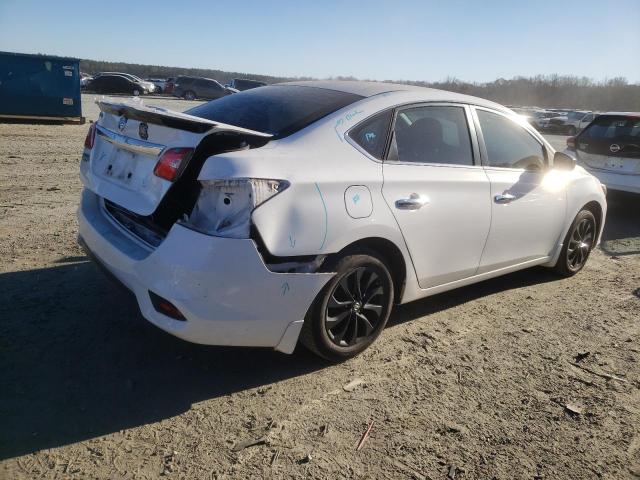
[186,85,363,138]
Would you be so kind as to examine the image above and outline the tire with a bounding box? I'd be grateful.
[553,209,597,276]
[133,89,140,96]
[183,90,196,100]
[567,126,577,136]
[299,251,394,362]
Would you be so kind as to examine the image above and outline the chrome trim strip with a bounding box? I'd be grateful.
[95,124,165,156]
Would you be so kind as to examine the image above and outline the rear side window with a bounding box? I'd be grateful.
[196,79,223,90]
[477,110,545,170]
[186,85,363,138]
[348,110,392,159]
[389,106,474,165]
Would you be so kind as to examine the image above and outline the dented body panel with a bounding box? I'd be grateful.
[78,189,332,353]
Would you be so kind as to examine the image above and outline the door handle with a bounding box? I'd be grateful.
[395,193,429,210]
[494,193,517,204]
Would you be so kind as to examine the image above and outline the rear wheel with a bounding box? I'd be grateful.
[553,210,597,276]
[183,90,196,100]
[299,252,394,362]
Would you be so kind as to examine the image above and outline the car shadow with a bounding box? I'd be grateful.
[599,191,640,256]
[0,261,326,460]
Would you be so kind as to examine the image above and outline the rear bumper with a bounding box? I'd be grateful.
[579,165,640,194]
[77,189,332,353]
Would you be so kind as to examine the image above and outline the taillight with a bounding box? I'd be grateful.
[153,148,194,182]
[566,136,576,150]
[84,122,97,149]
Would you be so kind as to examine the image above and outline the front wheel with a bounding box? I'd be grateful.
[133,89,141,96]
[553,210,597,276]
[183,90,196,100]
[299,252,394,362]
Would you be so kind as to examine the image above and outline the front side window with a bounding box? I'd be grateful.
[389,106,474,165]
[348,110,392,159]
[476,110,545,170]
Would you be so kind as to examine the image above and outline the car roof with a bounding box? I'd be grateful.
[275,80,509,110]
[278,80,429,97]
[96,74,129,79]
[600,111,640,117]
[179,76,220,83]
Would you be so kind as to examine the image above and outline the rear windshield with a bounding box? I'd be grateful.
[186,85,363,138]
[582,115,640,141]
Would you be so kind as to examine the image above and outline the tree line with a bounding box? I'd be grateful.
[396,75,640,111]
[80,59,639,111]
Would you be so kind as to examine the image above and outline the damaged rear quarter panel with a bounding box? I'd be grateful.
[197,113,410,263]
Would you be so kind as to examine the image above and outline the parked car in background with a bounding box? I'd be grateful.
[548,110,592,135]
[80,72,92,88]
[567,112,640,194]
[172,76,234,100]
[513,108,554,131]
[87,74,148,96]
[227,78,267,91]
[577,112,598,131]
[78,81,606,361]
[146,78,166,94]
[163,77,176,95]
[93,72,155,93]
[531,110,562,131]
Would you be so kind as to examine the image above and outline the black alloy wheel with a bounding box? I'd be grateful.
[554,209,597,276]
[567,216,595,271]
[299,252,394,362]
[324,267,386,347]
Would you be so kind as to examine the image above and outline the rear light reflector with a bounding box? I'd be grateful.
[153,147,194,182]
[84,122,97,149]
[566,136,576,150]
[149,291,186,321]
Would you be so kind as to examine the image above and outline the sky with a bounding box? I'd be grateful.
[1,0,639,83]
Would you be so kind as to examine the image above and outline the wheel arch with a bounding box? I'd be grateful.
[581,200,604,243]
[326,236,407,303]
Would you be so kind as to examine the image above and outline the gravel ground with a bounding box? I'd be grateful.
[1,95,639,479]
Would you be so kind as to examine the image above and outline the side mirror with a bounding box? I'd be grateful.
[553,151,577,170]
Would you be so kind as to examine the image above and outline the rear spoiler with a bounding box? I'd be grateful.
[96,97,273,137]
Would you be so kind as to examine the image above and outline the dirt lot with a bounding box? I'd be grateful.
[1,95,639,480]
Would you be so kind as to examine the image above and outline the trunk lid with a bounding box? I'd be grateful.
[80,97,271,216]
[575,114,640,175]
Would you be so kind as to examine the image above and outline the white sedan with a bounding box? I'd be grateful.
[78,81,607,361]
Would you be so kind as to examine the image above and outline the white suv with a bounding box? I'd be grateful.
[78,81,607,361]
